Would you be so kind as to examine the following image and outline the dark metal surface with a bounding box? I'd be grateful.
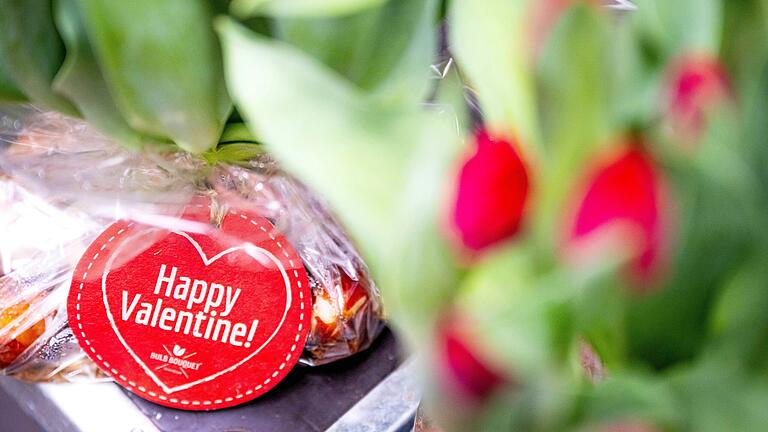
[0,382,49,432]
[326,359,419,432]
[124,328,403,432]
[0,378,80,432]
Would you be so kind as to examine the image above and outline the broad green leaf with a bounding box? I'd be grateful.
[203,142,264,165]
[721,0,768,85]
[274,0,437,104]
[364,0,437,104]
[762,0,768,30]
[52,0,145,148]
[458,246,569,375]
[533,6,611,249]
[219,122,257,143]
[231,0,388,18]
[430,58,472,137]
[671,361,768,431]
[635,0,723,54]
[384,137,463,340]
[574,278,629,369]
[219,19,401,250]
[607,7,664,129]
[577,371,682,428]
[626,110,762,368]
[0,59,25,101]
[709,259,768,364]
[0,0,77,113]
[455,248,582,430]
[218,19,461,334]
[80,0,231,153]
[449,0,538,150]
[741,54,768,206]
[626,165,755,368]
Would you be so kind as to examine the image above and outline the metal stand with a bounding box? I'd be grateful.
[0,329,418,432]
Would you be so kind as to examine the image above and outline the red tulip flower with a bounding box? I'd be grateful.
[451,129,530,252]
[568,144,669,287]
[435,317,507,403]
[666,54,731,143]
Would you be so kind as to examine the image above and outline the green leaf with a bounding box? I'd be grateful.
[0,0,77,113]
[740,53,768,205]
[217,18,462,335]
[52,0,145,148]
[445,247,579,430]
[449,0,538,149]
[231,0,388,18]
[671,361,768,431]
[606,7,664,129]
[363,0,437,105]
[626,163,756,368]
[577,371,682,428]
[708,259,768,365]
[80,0,231,153]
[0,59,25,101]
[635,0,723,54]
[532,5,612,249]
[574,279,629,370]
[721,0,768,85]
[219,122,257,143]
[274,0,437,104]
[431,58,472,137]
[458,246,571,375]
[203,142,264,165]
[625,110,763,369]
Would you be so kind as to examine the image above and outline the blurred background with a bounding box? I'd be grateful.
[6,0,768,431]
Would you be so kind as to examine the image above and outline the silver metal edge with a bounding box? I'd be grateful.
[0,377,161,432]
[326,359,420,432]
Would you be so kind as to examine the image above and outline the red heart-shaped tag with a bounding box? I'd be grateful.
[68,202,311,410]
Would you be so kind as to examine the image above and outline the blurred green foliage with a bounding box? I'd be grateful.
[3,0,768,430]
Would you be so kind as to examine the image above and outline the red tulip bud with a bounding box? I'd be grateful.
[451,129,530,252]
[568,144,669,287]
[435,317,507,403]
[666,54,731,143]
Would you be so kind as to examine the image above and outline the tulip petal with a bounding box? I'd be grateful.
[452,129,530,252]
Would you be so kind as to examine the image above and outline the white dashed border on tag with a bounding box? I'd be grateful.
[71,211,308,408]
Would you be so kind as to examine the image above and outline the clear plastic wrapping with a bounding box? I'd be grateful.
[0,106,384,382]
